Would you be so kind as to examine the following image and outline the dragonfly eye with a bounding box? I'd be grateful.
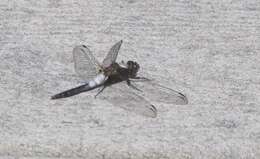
[126,61,131,66]
[135,62,140,70]
[126,61,134,68]
[125,61,139,77]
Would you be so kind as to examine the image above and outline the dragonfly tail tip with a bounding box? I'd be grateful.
[51,95,57,100]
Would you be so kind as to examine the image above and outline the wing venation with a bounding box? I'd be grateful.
[132,80,188,105]
[102,40,123,68]
[99,82,157,118]
[73,45,101,82]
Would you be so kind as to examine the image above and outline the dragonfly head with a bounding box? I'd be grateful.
[126,61,140,78]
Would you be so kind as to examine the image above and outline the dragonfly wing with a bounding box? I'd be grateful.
[102,40,123,68]
[132,80,188,105]
[99,82,157,118]
[73,45,102,82]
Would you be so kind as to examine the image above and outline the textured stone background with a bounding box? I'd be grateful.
[0,0,260,158]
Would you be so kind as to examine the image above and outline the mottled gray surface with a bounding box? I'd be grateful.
[1,0,260,159]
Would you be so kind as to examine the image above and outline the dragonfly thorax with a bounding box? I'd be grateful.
[103,63,120,76]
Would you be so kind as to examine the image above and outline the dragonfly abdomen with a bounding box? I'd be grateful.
[51,84,89,99]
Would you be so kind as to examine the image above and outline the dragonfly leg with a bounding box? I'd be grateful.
[94,86,106,98]
[126,79,142,92]
[130,76,152,82]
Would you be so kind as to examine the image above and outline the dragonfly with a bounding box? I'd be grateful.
[51,40,188,117]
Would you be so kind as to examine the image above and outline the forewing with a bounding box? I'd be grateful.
[102,40,123,68]
[99,82,157,118]
[132,80,188,105]
[73,45,101,82]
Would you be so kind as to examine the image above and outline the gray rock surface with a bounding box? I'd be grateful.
[0,0,260,158]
